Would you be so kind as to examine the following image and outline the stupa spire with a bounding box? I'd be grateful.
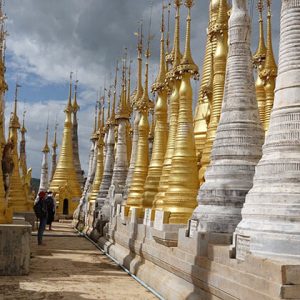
[253,0,267,127]
[167,0,182,69]
[49,75,82,215]
[87,100,104,203]
[42,122,50,154]
[194,0,219,168]
[67,72,73,112]
[106,57,132,206]
[109,61,118,124]
[165,1,171,66]
[126,8,152,213]
[10,82,20,130]
[19,110,28,180]
[73,99,103,230]
[8,82,29,213]
[93,101,98,135]
[154,0,182,209]
[126,58,131,113]
[50,122,58,181]
[135,21,144,108]
[162,0,198,224]
[154,4,167,89]
[39,123,50,192]
[119,58,129,118]
[199,0,229,184]
[106,88,111,124]
[72,79,80,113]
[143,3,168,208]
[71,79,84,188]
[260,0,277,131]
[126,58,133,162]
[96,79,117,213]
[253,0,267,64]
[123,22,144,201]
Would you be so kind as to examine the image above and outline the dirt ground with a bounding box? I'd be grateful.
[0,222,157,300]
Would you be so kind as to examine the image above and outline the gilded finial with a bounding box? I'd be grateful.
[66,72,73,113]
[127,57,132,112]
[72,79,80,113]
[101,96,105,133]
[166,0,182,79]
[172,0,182,68]
[133,20,144,108]
[106,87,110,125]
[166,2,171,57]
[138,4,153,113]
[20,109,27,135]
[14,82,20,116]
[110,60,118,123]
[253,0,267,66]
[52,121,58,149]
[97,92,102,133]
[177,0,198,76]
[138,20,143,59]
[93,98,98,135]
[117,54,130,119]
[10,81,21,129]
[263,0,277,75]
[42,122,50,153]
[152,1,167,92]
[108,87,115,123]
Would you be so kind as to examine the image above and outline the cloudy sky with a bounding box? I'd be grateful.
[4,0,281,178]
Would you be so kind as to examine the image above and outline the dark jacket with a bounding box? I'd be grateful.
[34,197,48,219]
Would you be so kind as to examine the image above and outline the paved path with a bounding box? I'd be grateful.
[0,222,157,300]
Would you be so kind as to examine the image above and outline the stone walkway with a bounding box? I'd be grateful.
[0,222,157,300]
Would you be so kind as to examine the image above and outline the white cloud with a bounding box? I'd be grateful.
[2,0,281,180]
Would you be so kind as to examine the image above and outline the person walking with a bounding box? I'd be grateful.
[34,191,48,245]
[46,191,55,230]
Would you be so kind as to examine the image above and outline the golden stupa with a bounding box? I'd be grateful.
[126,33,151,215]
[143,6,168,209]
[162,0,199,224]
[49,73,82,215]
[7,84,31,213]
[154,0,182,209]
[198,0,229,184]
[193,0,219,169]
[125,60,132,163]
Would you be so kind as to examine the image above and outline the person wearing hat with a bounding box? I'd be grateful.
[34,191,48,245]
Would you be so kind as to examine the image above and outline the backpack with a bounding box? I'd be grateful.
[34,199,46,219]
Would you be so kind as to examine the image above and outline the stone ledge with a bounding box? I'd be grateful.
[0,224,31,275]
[151,224,186,247]
[14,212,36,230]
[98,217,300,300]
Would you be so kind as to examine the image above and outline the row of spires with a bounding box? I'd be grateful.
[41,0,276,224]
